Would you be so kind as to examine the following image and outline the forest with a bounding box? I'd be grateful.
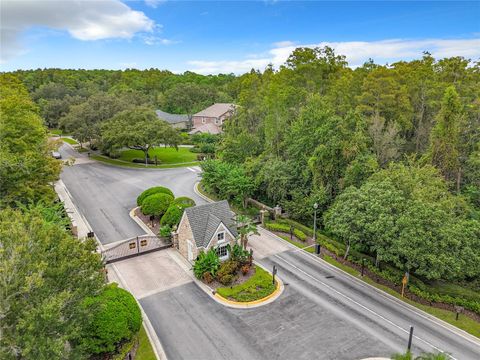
[4,47,480,307]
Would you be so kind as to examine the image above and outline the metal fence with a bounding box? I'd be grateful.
[102,235,172,264]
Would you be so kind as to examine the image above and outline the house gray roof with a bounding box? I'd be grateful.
[193,103,236,118]
[184,200,237,248]
[155,109,190,124]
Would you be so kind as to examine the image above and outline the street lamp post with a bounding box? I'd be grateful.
[313,203,320,255]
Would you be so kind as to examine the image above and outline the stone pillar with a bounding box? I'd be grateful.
[260,209,269,226]
[171,231,179,249]
[273,204,282,219]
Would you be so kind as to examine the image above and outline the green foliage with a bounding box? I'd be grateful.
[217,260,239,280]
[265,222,291,233]
[216,266,276,302]
[136,186,174,206]
[141,193,174,217]
[0,74,60,208]
[228,243,250,264]
[193,249,220,279]
[159,224,172,237]
[81,283,142,355]
[391,351,451,360]
[200,160,255,207]
[160,202,193,228]
[324,162,480,280]
[0,207,105,359]
[293,228,308,241]
[172,196,196,207]
[101,107,181,160]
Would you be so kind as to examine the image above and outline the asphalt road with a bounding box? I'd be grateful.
[59,144,205,244]
[60,145,480,359]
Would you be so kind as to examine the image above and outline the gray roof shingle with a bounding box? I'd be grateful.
[184,200,237,248]
[155,110,190,124]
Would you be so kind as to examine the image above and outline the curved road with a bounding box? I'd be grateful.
[59,144,480,359]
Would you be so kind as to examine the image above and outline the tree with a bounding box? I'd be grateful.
[101,107,181,162]
[80,284,141,355]
[0,207,105,359]
[235,214,259,250]
[428,86,463,190]
[136,186,174,206]
[0,74,60,208]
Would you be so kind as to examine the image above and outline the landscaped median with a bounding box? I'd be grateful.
[214,265,283,308]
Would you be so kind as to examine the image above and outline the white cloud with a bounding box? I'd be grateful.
[188,38,480,74]
[0,0,155,62]
[145,0,165,8]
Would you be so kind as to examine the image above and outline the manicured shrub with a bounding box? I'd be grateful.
[241,264,250,275]
[141,193,173,217]
[193,249,220,279]
[217,260,239,280]
[136,186,174,206]
[293,228,308,242]
[172,196,196,207]
[265,222,290,233]
[219,274,235,286]
[160,202,193,228]
[81,283,142,355]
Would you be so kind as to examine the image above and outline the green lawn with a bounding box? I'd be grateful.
[91,154,199,169]
[49,128,63,135]
[119,147,197,164]
[216,265,276,302]
[62,137,78,145]
[136,325,156,360]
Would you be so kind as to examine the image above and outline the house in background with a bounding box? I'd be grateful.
[155,109,190,130]
[189,103,236,134]
[175,200,238,263]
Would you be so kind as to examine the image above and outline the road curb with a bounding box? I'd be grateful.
[194,181,214,203]
[129,207,156,236]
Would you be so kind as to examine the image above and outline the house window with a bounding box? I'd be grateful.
[217,232,225,242]
[216,244,229,260]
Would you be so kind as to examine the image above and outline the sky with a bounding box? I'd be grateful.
[1,0,479,74]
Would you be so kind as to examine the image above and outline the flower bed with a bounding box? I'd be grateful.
[216,265,276,302]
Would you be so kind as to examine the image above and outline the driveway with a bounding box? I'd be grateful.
[59,144,205,244]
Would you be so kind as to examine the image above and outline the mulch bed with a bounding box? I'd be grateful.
[273,230,480,323]
[134,208,160,236]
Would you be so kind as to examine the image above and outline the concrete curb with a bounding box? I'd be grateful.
[194,181,214,203]
[129,207,156,236]
[213,271,284,309]
[56,180,167,360]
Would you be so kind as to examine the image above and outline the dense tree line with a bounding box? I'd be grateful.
[6,48,480,285]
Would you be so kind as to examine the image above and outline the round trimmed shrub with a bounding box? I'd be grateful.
[141,193,173,217]
[172,196,196,207]
[160,202,194,227]
[81,283,142,355]
[136,186,174,206]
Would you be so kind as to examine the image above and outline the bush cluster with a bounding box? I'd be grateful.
[193,249,220,279]
[136,186,174,206]
[217,260,239,285]
[141,193,173,217]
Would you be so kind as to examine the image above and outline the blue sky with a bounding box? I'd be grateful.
[1,1,479,74]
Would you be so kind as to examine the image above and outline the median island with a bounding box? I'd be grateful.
[216,265,277,302]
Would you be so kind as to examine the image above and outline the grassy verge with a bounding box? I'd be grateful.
[216,266,276,302]
[323,255,360,277]
[62,137,78,145]
[119,147,197,164]
[91,155,199,169]
[135,325,156,360]
[278,234,315,253]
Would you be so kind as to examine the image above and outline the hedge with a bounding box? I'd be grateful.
[141,193,173,217]
[136,186,174,206]
[293,228,308,242]
[265,222,290,233]
[172,196,196,207]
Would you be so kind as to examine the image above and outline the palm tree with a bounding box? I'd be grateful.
[236,214,259,250]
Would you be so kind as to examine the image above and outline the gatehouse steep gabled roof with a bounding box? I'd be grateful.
[184,200,237,248]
